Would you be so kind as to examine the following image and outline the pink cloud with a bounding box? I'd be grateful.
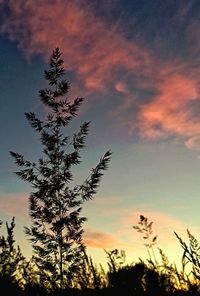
[137,72,200,143]
[0,193,29,218]
[1,0,152,95]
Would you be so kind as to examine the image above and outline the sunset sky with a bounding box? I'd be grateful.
[1,0,200,269]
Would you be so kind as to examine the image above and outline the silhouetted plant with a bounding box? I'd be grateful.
[74,249,107,290]
[21,258,41,290]
[158,247,194,293]
[144,266,168,296]
[132,215,197,294]
[0,217,25,294]
[175,230,200,292]
[10,48,112,290]
[108,262,146,296]
[105,249,142,296]
[105,249,126,274]
[23,281,48,296]
[133,215,158,265]
[158,248,181,291]
[0,217,24,278]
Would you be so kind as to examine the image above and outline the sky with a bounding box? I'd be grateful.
[1,0,200,270]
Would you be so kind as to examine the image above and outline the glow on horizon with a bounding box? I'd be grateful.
[0,186,198,271]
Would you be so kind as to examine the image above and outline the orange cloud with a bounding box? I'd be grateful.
[83,229,121,249]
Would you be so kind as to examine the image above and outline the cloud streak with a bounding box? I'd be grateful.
[83,229,121,249]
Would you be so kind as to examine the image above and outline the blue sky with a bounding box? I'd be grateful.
[1,0,200,269]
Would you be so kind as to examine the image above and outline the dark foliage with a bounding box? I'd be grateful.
[0,218,25,283]
[0,218,200,295]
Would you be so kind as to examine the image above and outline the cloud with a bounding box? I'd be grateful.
[136,72,200,144]
[2,0,200,152]
[83,229,121,249]
[0,0,152,95]
[0,193,29,218]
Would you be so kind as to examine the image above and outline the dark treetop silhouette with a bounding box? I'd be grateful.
[10,48,112,290]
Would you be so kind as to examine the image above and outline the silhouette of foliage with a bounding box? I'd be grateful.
[175,230,200,292]
[105,249,126,274]
[0,217,26,294]
[0,215,200,295]
[74,249,107,291]
[10,48,112,291]
[0,217,25,279]
[133,214,158,265]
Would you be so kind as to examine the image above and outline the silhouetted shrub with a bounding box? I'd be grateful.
[107,263,145,296]
[0,274,23,295]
